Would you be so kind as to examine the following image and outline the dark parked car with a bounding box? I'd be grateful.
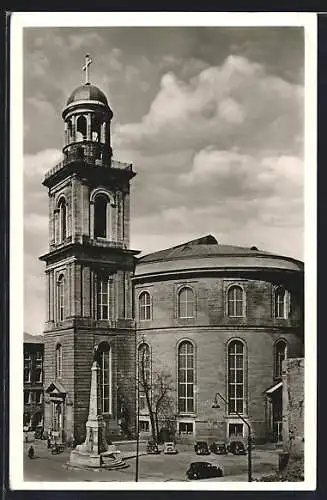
[194,441,210,455]
[210,441,228,455]
[146,440,160,454]
[186,461,224,480]
[228,440,247,455]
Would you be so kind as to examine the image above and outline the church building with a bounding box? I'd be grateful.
[40,57,304,445]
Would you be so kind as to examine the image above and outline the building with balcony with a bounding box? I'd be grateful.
[23,333,44,431]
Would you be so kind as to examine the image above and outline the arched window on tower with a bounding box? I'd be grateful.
[91,115,101,142]
[57,274,65,322]
[227,340,245,414]
[76,115,87,142]
[274,339,287,379]
[94,194,110,239]
[178,341,195,413]
[98,342,111,414]
[58,198,67,243]
[67,119,73,144]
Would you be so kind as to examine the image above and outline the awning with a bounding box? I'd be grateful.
[265,381,282,394]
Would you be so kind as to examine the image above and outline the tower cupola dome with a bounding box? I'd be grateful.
[66,83,109,107]
[61,55,113,164]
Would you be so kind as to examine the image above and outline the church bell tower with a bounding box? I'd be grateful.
[40,55,138,443]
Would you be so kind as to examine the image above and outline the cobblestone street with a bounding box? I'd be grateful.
[24,440,280,483]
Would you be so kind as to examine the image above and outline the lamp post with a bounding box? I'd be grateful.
[212,392,253,482]
[135,335,145,482]
[135,378,140,482]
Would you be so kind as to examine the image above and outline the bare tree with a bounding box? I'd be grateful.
[138,343,175,443]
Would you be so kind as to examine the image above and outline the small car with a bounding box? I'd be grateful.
[186,461,224,480]
[228,440,247,455]
[194,441,210,455]
[146,440,160,454]
[163,441,178,454]
[210,441,228,455]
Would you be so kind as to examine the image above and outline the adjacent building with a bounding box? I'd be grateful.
[23,333,44,430]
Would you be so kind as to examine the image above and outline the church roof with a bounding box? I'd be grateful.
[66,83,108,107]
[137,234,276,263]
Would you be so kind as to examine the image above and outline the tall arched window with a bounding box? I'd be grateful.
[178,341,194,413]
[178,287,195,318]
[139,291,152,321]
[67,119,73,144]
[55,344,62,379]
[228,340,245,414]
[98,343,111,414]
[227,285,244,317]
[94,194,108,239]
[57,274,65,322]
[97,275,110,320]
[275,287,288,318]
[275,340,287,379]
[58,198,67,243]
[138,343,151,411]
[76,115,87,142]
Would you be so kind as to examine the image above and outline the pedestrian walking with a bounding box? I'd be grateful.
[28,446,35,459]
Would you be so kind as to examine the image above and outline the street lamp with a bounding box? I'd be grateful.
[212,392,253,482]
[135,378,140,482]
[135,335,145,482]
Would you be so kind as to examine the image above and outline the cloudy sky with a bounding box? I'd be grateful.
[23,26,304,334]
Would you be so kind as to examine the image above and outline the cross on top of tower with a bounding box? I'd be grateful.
[82,54,93,84]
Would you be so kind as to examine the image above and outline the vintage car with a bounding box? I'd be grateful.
[163,442,178,454]
[146,440,161,454]
[209,441,228,455]
[227,440,247,455]
[194,441,210,455]
[186,461,224,480]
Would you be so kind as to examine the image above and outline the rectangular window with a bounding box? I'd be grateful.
[35,392,43,405]
[139,420,150,432]
[97,277,110,320]
[24,352,31,383]
[178,421,193,435]
[229,423,243,437]
[35,368,42,384]
[35,351,43,361]
[24,391,31,405]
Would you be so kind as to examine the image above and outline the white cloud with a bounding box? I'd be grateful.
[116,55,303,156]
[24,149,63,177]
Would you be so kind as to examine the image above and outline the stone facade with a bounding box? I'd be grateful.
[134,237,304,443]
[282,358,304,454]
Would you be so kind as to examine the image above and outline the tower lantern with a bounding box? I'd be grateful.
[62,54,113,165]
